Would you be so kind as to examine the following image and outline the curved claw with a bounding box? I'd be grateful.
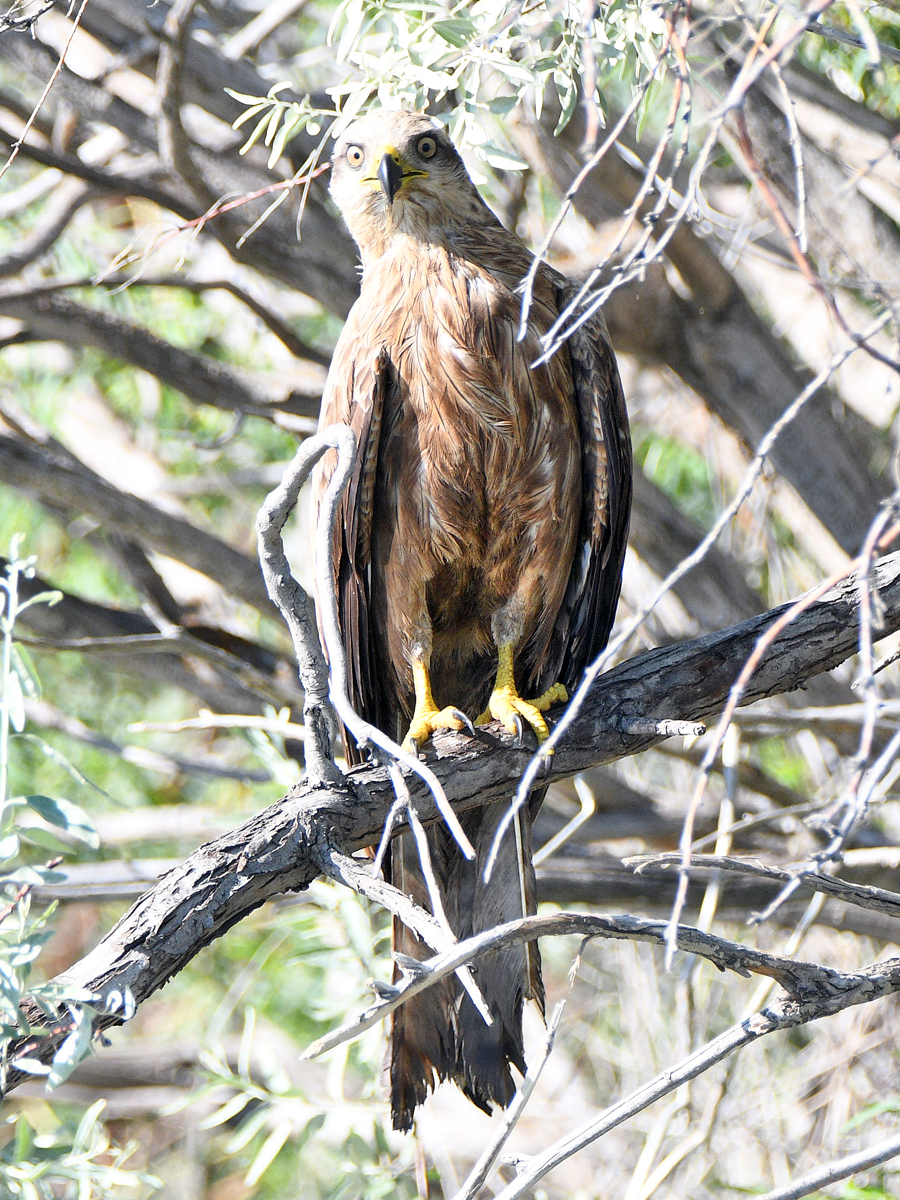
[511,712,525,745]
[450,708,476,737]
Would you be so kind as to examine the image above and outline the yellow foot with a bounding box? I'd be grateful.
[477,682,568,745]
[402,704,472,753]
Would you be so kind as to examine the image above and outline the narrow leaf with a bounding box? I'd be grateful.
[245,1118,292,1186]
[24,795,98,848]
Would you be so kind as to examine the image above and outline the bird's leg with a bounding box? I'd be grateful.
[477,604,567,744]
[402,642,473,752]
[477,642,567,743]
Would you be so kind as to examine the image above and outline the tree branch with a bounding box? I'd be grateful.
[0,287,321,422]
[5,548,900,1093]
[0,430,272,613]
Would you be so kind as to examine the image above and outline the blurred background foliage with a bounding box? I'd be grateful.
[2,0,900,1196]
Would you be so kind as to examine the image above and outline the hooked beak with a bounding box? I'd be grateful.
[378,153,405,204]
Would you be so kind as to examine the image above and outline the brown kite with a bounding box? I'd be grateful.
[314,110,631,1131]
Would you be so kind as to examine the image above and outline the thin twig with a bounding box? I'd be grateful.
[486,312,892,886]
[257,429,348,785]
[630,853,900,923]
[300,909,846,1061]
[0,0,91,184]
[453,1000,567,1200]
[760,1129,900,1200]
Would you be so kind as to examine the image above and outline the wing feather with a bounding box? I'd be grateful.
[314,340,392,761]
[550,282,632,691]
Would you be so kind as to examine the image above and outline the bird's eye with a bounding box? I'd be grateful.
[417,136,437,159]
[346,145,365,169]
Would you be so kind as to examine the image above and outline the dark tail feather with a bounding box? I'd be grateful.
[388,832,456,1132]
[449,797,544,1114]
[388,796,545,1128]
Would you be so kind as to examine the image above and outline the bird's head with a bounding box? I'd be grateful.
[329,110,488,262]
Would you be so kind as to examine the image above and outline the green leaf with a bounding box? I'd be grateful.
[47,1007,93,1088]
[0,832,20,863]
[240,109,277,155]
[10,644,40,702]
[197,1091,252,1130]
[13,1112,33,1161]
[479,143,528,171]
[224,87,270,106]
[16,589,61,616]
[24,795,98,848]
[554,70,578,134]
[9,1056,50,1076]
[245,1117,292,1186]
[263,103,284,147]
[19,827,72,855]
[432,18,475,48]
[7,937,52,967]
[224,1105,270,1154]
[232,101,272,131]
[14,734,108,798]
[3,864,66,885]
[269,112,303,167]
[487,96,519,116]
[73,1098,106,1152]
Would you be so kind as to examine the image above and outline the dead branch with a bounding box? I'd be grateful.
[0,287,321,422]
[256,428,347,785]
[2,556,294,714]
[301,910,848,1061]
[633,853,900,921]
[3,549,900,1092]
[486,954,900,1200]
[760,1130,900,1200]
[23,698,271,784]
[0,429,272,613]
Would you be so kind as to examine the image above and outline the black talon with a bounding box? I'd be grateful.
[451,708,476,737]
[512,713,525,745]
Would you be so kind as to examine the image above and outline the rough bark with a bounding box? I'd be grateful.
[4,549,899,1093]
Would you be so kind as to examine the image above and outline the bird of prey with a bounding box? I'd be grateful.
[314,109,631,1131]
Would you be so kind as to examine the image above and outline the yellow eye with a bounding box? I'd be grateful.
[346,145,365,169]
[417,136,437,159]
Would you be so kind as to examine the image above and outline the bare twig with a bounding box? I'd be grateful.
[0,0,54,36]
[156,0,213,209]
[487,313,891,886]
[488,958,900,1200]
[0,0,91,183]
[256,429,347,785]
[301,909,844,1061]
[0,178,94,278]
[453,1000,567,1200]
[631,853,900,923]
[760,1129,900,1200]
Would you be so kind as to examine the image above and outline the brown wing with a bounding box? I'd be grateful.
[313,336,392,763]
[543,282,632,693]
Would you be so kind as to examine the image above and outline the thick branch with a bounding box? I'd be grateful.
[0,289,321,422]
[5,550,900,1092]
[0,431,272,613]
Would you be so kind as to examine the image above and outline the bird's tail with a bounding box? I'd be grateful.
[387,796,544,1130]
[388,828,457,1133]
